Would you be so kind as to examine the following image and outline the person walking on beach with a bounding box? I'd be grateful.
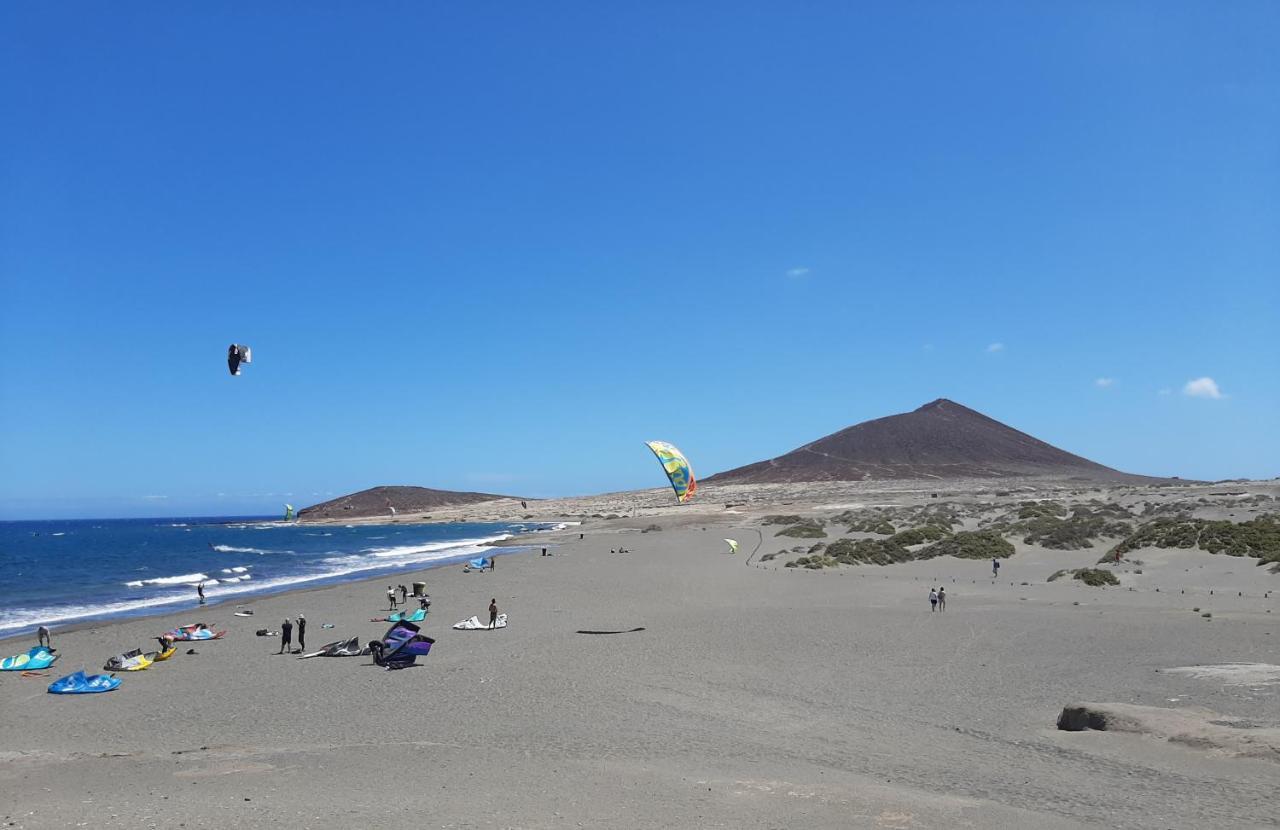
[197,581,206,605]
[488,598,498,629]
[387,586,397,610]
[992,558,1001,578]
[937,587,947,611]
[37,625,51,649]
[296,614,306,652]
[279,618,293,654]
[929,588,939,612]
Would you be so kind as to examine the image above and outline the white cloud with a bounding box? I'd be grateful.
[785,267,810,278]
[1095,377,1116,388]
[986,342,1004,353]
[1183,377,1224,399]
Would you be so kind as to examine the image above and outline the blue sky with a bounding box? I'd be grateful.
[2,3,1277,519]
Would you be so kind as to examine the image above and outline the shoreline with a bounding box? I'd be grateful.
[0,542,548,649]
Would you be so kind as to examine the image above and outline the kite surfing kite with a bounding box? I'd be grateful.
[0,646,58,671]
[227,344,252,376]
[283,504,295,521]
[368,620,434,670]
[48,670,120,694]
[723,539,739,554]
[645,441,696,503]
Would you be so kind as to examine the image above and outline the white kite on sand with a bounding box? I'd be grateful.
[723,538,740,554]
[454,614,507,630]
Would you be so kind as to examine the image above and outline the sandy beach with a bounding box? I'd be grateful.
[2,483,1278,829]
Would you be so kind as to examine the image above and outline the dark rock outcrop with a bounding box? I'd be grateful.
[298,485,514,521]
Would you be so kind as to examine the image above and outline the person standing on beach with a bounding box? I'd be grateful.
[399,584,408,604]
[937,587,947,611]
[197,581,205,605]
[279,618,293,654]
[992,558,1001,578]
[929,588,938,612]
[488,598,498,629]
[37,625,51,649]
[387,586,397,610]
[296,615,306,652]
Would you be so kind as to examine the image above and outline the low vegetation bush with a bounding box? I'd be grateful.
[846,518,896,535]
[1108,515,1280,563]
[1073,568,1119,587]
[889,525,951,546]
[917,531,1014,560]
[1018,501,1068,520]
[775,519,827,538]
[762,515,805,526]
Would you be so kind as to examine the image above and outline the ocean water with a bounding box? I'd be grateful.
[0,517,562,636]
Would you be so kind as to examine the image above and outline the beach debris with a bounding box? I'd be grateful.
[227,343,252,376]
[576,628,645,635]
[644,440,696,503]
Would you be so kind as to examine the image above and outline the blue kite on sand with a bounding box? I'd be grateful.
[48,670,121,694]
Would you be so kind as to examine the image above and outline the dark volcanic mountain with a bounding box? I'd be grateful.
[298,485,514,521]
[706,399,1155,484]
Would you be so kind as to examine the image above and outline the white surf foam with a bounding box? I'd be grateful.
[123,572,209,588]
[212,545,270,554]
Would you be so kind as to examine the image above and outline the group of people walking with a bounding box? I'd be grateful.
[929,587,947,612]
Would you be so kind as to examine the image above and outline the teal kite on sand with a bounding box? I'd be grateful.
[0,646,58,671]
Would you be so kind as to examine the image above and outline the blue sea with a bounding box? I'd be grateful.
[0,517,562,636]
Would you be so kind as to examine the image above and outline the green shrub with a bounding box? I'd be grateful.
[1108,515,1280,563]
[918,531,1014,560]
[825,537,913,565]
[846,518,896,535]
[762,515,805,526]
[1073,568,1119,587]
[775,520,827,539]
[889,525,952,546]
[1018,501,1067,519]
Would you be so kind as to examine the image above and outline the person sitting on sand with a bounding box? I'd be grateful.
[279,618,293,654]
[929,588,938,612]
[488,598,498,630]
[937,587,946,611]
